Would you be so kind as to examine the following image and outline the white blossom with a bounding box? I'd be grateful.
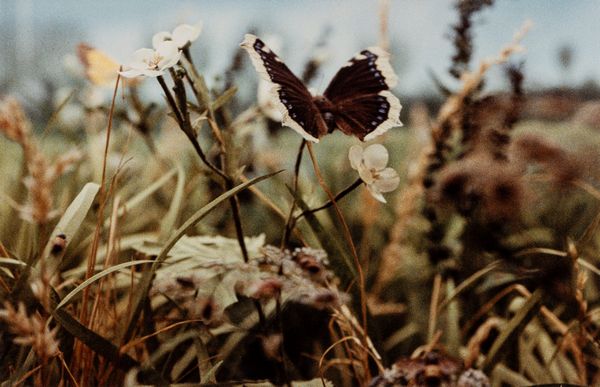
[152,22,202,49]
[348,144,400,203]
[119,41,181,78]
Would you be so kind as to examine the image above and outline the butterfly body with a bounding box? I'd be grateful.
[241,34,402,142]
[312,95,337,132]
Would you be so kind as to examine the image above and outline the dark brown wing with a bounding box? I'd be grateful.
[324,47,402,141]
[335,91,402,141]
[241,34,324,142]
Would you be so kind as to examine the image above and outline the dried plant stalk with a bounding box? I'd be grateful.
[0,97,82,224]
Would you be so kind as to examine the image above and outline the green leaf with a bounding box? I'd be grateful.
[119,170,283,343]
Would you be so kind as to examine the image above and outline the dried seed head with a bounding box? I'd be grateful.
[370,350,462,386]
[0,302,60,359]
[433,154,525,223]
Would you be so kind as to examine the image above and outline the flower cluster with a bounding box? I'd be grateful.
[120,22,202,78]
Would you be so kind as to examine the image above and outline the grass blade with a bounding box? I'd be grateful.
[104,167,177,228]
[482,288,543,373]
[48,288,166,384]
[40,182,101,266]
[54,260,155,310]
[159,162,185,240]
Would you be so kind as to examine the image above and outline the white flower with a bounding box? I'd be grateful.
[152,22,202,49]
[348,144,400,203]
[119,41,181,78]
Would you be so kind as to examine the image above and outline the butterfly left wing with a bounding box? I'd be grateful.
[241,34,325,142]
[324,47,402,141]
[77,43,140,87]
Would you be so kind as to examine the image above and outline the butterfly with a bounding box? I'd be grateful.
[241,34,402,143]
[77,43,141,87]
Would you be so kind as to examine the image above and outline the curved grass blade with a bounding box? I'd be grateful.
[48,288,167,384]
[120,170,283,343]
[54,260,155,310]
[482,288,543,373]
[11,183,100,300]
[0,257,27,267]
[438,260,501,311]
[159,162,185,240]
[40,182,101,266]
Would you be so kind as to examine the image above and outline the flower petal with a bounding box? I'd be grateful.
[358,167,375,185]
[132,48,155,64]
[155,41,181,70]
[139,69,164,77]
[152,31,172,49]
[366,184,387,203]
[348,145,363,170]
[374,167,400,192]
[363,144,389,171]
[172,22,202,47]
[119,69,144,78]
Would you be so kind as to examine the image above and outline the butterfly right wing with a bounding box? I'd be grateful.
[324,47,402,141]
[241,34,323,142]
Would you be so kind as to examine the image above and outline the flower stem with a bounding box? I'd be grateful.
[156,75,183,125]
[160,73,229,182]
[294,178,362,223]
[281,140,306,247]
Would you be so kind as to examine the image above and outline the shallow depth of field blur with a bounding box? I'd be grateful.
[2,1,600,386]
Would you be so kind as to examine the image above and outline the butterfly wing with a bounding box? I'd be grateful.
[240,34,324,142]
[77,43,141,87]
[324,47,402,141]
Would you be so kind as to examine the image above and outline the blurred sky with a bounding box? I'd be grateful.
[1,0,599,98]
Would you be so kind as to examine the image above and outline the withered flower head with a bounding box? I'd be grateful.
[512,133,582,186]
[433,154,525,223]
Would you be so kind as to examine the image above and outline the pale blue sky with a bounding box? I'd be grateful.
[1,0,599,97]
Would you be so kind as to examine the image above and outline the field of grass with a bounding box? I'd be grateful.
[2,1,600,386]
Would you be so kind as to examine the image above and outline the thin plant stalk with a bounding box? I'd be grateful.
[76,71,121,386]
[305,142,370,382]
[294,178,362,223]
[281,139,306,247]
